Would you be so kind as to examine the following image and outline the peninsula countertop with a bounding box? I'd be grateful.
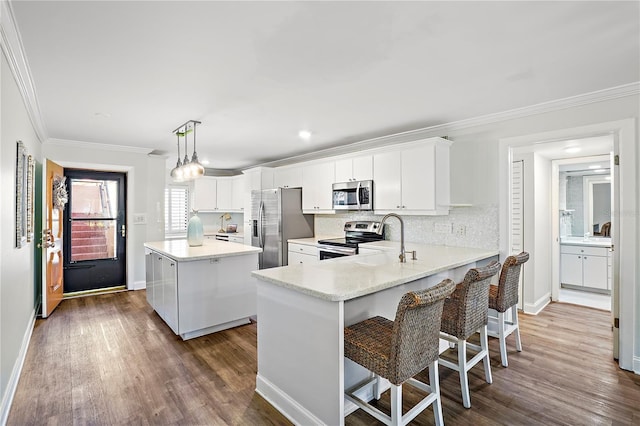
[252,244,498,302]
[144,239,261,261]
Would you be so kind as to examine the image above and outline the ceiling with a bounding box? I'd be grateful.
[10,1,640,170]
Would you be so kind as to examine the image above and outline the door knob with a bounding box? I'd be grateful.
[121,224,126,237]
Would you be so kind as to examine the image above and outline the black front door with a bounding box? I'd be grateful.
[63,169,126,293]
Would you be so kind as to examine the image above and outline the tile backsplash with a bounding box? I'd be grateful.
[314,204,498,251]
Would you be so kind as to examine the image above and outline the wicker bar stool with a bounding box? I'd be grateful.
[439,261,501,409]
[488,252,530,367]
[344,279,456,426]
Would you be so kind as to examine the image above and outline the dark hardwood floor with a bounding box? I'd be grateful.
[8,291,640,425]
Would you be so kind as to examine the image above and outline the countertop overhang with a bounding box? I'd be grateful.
[145,239,261,261]
[252,244,498,302]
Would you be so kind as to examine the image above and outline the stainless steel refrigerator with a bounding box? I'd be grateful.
[251,188,315,269]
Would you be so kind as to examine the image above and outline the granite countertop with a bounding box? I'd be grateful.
[252,244,498,302]
[145,239,261,262]
[560,236,612,248]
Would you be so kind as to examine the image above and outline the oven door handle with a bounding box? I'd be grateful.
[318,245,357,256]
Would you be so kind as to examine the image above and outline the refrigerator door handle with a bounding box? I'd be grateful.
[258,201,265,248]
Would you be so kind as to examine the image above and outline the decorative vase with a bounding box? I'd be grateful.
[187,211,204,247]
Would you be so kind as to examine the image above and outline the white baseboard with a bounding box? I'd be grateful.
[0,309,36,425]
[633,356,640,375]
[524,292,551,315]
[131,280,146,290]
[255,374,325,425]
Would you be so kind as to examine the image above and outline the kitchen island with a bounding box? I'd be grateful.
[144,239,261,340]
[252,244,498,425]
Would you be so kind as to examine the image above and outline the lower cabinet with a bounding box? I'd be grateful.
[145,249,258,339]
[288,242,319,265]
[145,251,178,333]
[560,244,610,291]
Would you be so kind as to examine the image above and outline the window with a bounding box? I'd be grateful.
[165,185,189,235]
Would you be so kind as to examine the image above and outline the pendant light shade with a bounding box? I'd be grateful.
[170,120,204,181]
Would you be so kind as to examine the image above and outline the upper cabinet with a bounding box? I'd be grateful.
[374,138,451,215]
[192,175,244,213]
[334,155,373,183]
[302,161,335,213]
[274,165,303,188]
[192,176,217,211]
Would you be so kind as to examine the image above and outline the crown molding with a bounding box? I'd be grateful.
[260,82,640,168]
[0,0,48,143]
[47,138,154,155]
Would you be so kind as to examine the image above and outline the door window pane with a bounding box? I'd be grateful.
[69,179,119,262]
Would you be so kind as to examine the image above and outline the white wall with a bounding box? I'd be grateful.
[0,51,41,420]
[42,142,166,289]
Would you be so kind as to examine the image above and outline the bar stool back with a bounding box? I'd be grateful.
[344,279,456,426]
[488,251,529,367]
[439,261,501,408]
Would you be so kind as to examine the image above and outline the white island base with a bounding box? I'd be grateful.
[253,246,497,425]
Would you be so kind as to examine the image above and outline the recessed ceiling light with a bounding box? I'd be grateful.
[564,147,581,153]
[298,130,312,140]
[588,164,601,169]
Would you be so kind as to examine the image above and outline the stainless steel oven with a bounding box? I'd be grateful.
[332,180,373,211]
[317,221,384,260]
[317,244,357,260]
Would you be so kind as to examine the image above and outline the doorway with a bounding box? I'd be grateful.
[62,169,127,295]
[556,154,613,311]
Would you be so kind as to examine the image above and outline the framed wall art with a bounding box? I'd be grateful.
[15,141,27,248]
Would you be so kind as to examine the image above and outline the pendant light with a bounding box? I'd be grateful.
[189,121,205,177]
[170,119,204,181]
[170,131,184,181]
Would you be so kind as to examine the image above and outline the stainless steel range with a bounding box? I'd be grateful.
[317,221,385,260]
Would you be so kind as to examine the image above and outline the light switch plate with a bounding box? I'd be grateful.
[133,213,147,224]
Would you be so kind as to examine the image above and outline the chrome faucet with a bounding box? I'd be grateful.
[377,213,406,263]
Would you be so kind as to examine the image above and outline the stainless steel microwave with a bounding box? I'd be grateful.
[332,180,373,211]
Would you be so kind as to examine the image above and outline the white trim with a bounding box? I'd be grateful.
[47,138,153,155]
[255,374,326,426]
[132,280,146,291]
[634,356,640,375]
[260,83,640,168]
[499,118,636,372]
[0,309,36,425]
[523,293,551,315]
[0,0,47,142]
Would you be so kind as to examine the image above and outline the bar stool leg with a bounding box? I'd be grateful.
[457,339,471,409]
[498,311,508,367]
[390,384,402,426]
[429,360,444,426]
[480,325,493,384]
[374,374,382,400]
[513,306,522,352]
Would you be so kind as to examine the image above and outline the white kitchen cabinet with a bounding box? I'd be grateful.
[334,155,373,183]
[192,176,217,211]
[274,165,303,188]
[302,161,335,213]
[231,175,246,212]
[288,242,318,265]
[560,244,609,291]
[216,178,233,211]
[146,251,178,333]
[373,138,451,215]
